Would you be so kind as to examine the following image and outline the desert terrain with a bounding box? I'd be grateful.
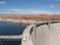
[0,14,60,25]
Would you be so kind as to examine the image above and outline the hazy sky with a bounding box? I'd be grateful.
[0,0,60,14]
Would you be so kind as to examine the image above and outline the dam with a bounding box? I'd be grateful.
[0,21,60,45]
[31,21,60,45]
[21,21,60,45]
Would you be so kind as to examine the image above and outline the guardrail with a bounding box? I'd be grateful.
[0,35,22,39]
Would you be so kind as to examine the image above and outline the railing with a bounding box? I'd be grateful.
[0,35,22,39]
[0,34,22,45]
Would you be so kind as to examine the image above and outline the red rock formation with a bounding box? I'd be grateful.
[35,14,53,21]
[0,14,60,25]
[53,14,60,22]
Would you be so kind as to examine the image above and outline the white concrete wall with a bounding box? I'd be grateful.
[21,25,34,45]
[31,23,60,45]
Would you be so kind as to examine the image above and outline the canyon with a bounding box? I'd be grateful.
[0,14,60,25]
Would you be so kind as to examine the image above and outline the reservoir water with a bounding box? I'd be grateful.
[0,21,27,45]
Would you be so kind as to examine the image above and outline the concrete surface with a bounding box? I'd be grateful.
[31,23,60,45]
[21,25,34,45]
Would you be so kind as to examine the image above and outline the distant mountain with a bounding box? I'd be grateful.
[0,14,60,21]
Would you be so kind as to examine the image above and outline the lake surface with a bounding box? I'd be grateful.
[0,21,27,45]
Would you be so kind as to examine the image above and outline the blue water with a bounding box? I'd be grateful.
[0,21,27,45]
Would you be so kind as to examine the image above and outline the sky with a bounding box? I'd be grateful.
[0,0,60,14]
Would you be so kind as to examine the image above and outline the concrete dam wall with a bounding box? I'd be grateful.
[31,23,60,45]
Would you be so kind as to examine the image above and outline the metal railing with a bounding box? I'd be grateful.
[0,35,22,39]
[0,34,22,45]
